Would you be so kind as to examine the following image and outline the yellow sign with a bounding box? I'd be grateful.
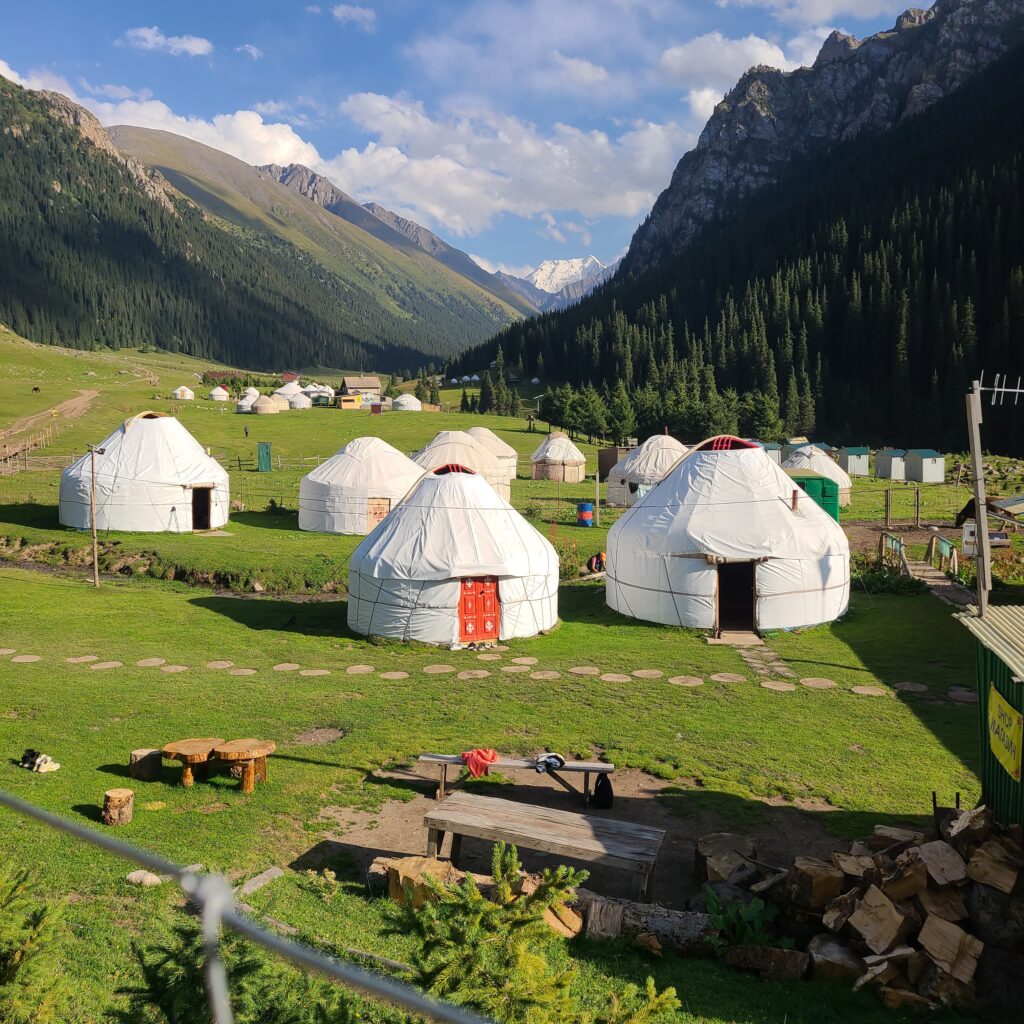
[988,685,1023,782]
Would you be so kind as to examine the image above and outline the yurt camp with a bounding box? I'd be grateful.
[171,386,194,401]
[298,437,423,535]
[467,426,518,481]
[623,435,689,506]
[208,385,230,402]
[782,445,853,506]
[59,412,229,533]
[392,394,422,412]
[605,436,850,634]
[348,464,558,644]
[413,431,510,500]
[531,432,586,482]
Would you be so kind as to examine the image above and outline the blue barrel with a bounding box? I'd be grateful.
[577,502,594,527]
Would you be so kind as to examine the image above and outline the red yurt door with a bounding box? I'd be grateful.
[459,577,499,643]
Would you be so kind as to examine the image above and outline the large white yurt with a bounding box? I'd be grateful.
[171,386,194,401]
[242,386,260,400]
[252,395,278,415]
[393,393,422,412]
[288,393,313,410]
[273,381,303,399]
[782,445,853,506]
[467,426,518,481]
[413,431,510,500]
[606,436,849,633]
[59,412,229,533]
[270,394,290,412]
[531,431,586,482]
[298,437,423,534]
[236,397,255,414]
[208,385,230,402]
[348,464,558,644]
[623,435,688,507]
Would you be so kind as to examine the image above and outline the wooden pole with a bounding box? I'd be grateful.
[915,485,921,529]
[884,487,892,529]
[90,446,100,588]
[594,470,600,527]
[967,382,991,616]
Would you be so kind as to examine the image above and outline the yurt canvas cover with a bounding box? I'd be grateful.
[348,466,558,644]
[413,431,510,500]
[606,447,639,507]
[393,394,422,411]
[59,413,229,533]
[299,437,423,535]
[606,438,849,632]
[467,426,518,480]
[782,446,852,506]
[209,386,229,401]
[172,386,194,400]
[531,432,586,482]
[289,393,313,409]
[623,435,688,506]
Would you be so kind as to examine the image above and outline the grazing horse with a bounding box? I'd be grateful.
[31,386,40,393]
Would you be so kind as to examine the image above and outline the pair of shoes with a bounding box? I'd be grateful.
[35,755,61,773]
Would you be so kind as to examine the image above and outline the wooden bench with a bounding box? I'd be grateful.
[418,753,613,805]
[424,792,664,901]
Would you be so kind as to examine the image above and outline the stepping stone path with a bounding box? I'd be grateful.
[477,653,502,661]
[299,669,330,677]
[569,666,600,676]
[67,655,99,664]
[511,657,538,665]
[423,665,455,674]
[800,677,837,690]
[458,670,491,680]
[273,663,300,672]
[948,687,978,704]
[600,673,630,682]
[161,665,189,674]
[531,670,561,680]
[894,681,928,693]
[501,665,530,674]
[669,676,704,687]
[851,685,888,697]
[206,660,234,670]
[492,645,509,651]
[230,668,257,676]
[346,665,375,675]
[380,671,408,680]
[761,680,797,692]
[136,658,166,667]
[631,669,663,679]
[710,673,746,683]
[10,655,42,663]
[0,649,17,656]
[90,661,123,671]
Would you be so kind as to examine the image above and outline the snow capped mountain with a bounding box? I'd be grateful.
[526,255,608,294]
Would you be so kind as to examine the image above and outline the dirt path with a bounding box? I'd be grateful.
[2,389,100,441]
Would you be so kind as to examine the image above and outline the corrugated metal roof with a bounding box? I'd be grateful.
[840,446,870,455]
[907,448,944,458]
[956,605,1024,681]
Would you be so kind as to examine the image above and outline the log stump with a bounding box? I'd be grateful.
[129,748,162,782]
[102,788,134,826]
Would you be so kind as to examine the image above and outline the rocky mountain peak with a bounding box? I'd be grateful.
[814,31,861,64]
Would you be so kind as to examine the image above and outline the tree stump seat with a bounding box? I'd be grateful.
[161,738,225,787]
[102,788,134,825]
[213,739,276,794]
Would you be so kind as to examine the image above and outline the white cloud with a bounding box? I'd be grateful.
[469,254,535,278]
[786,25,836,65]
[236,44,263,61]
[562,220,593,246]
[118,26,213,58]
[0,59,77,93]
[540,213,568,244]
[718,0,905,26]
[685,87,722,121]
[306,4,322,11]
[78,78,153,101]
[550,51,609,87]
[660,32,796,90]
[331,4,377,32]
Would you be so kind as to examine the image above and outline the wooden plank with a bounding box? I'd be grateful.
[918,914,983,985]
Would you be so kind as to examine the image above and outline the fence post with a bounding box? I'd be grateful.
[915,486,921,529]
[884,488,892,529]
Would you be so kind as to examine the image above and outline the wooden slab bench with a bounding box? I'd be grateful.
[424,792,664,901]
[418,753,613,805]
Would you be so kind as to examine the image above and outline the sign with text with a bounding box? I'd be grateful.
[366,498,391,531]
[988,684,1023,782]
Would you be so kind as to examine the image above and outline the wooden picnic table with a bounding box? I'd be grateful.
[424,792,664,901]
[162,738,224,787]
[214,739,276,794]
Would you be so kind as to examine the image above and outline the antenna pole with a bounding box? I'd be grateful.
[966,381,990,616]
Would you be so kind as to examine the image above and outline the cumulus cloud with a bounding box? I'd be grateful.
[469,254,535,278]
[718,0,904,26]
[685,87,722,121]
[786,25,837,65]
[236,44,263,60]
[550,51,609,87]
[332,4,377,32]
[78,78,153,101]
[118,26,213,58]
[660,32,796,90]
[540,213,568,243]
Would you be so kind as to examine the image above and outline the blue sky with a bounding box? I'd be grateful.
[0,1,917,275]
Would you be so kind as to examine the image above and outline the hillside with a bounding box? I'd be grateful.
[457,40,1024,452]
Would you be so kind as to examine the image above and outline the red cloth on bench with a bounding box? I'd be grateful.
[461,748,499,778]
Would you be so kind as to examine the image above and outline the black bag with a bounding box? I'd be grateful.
[591,774,614,809]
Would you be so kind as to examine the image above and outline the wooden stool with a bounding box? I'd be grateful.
[214,739,276,794]
[103,788,134,825]
[162,738,224,787]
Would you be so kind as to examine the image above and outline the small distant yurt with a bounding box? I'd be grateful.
[172,386,194,401]
[274,381,302,399]
[605,447,640,507]
[531,432,586,482]
[875,449,906,480]
[236,397,254,414]
[289,393,313,410]
[782,445,852,507]
[471,374,480,382]
[905,449,946,483]
[241,386,260,401]
[467,427,518,481]
[208,385,229,402]
[461,375,471,383]
[270,394,290,412]
[393,394,422,412]
[348,465,558,643]
[252,395,278,415]
[413,431,510,500]
[606,436,849,633]
[623,435,689,506]
[59,412,229,533]
[299,437,423,535]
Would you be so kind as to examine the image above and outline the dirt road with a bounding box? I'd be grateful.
[1,389,99,442]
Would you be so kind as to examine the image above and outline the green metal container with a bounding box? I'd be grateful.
[784,470,840,522]
[257,441,272,473]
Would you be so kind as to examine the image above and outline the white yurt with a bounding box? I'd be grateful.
[242,386,260,400]
[393,393,423,412]
[288,393,313,410]
[299,437,423,535]
[273,381,303,398]
[467,426,518,480]
[531,432,586,482]
[782,445,853,506]
[623,436,688,506]
[252,395,278,415]
[171,386,194,401]
[348,465,558,644]
[606,436,849,633]
[605,447,639,507]
[208,385,230,402]
[59,412,229,533]
[235,397,255,414]
[413,431,510,500]
[270,394,290,412]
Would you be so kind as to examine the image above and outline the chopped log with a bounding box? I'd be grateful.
[881,987,937,1011]
[945,806,992,846]
[585,897,625,939]
[633,932,662,956]
[918,885,968,922]
[966,880,1024,946]
[918,914,983,985]
[694,833,756,883]
[806,933,865,980]
[916,840,967,886]
[519,876,583,938]
[906,949,929,987]
[575,889,715,953]
[853,961,902,990]
[749,870,788,895]
[882,853,928,901]
[848,841,873,857]
[385,856,458,908]
[787,856,844,910]
[848,885,909,954]
[723,944,809,981]
[831,852,876,880]
[966,839,1022,895]
[822,890,859,932]
[102,788,134,826]
[916,961,975,1008]
[129,748,162,782]
[872,825,925,846]
[863,945,915,966]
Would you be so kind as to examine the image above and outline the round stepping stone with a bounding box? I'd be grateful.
[10,654,42,663]
[531,670,561,680]
[669,676,704,687]
[161,665,188,674]
[600,673,630,682]
[458,670,491,680]
[67,654,99,664]
[346,665,374,675]
[492,645,509,652]
[631,669,663,679]
[90,661,123,670]
[894,681,928,693]
[299,669,330,677]
[136,658,166,668]
[501,665,530,674]
[710,673,746,683]
[273,663,300,672]
[800,677,837,690]
[0,648,16,656]
[380,671,408,680]
[569,666,600,676]
[206,660,234,670]
[229,668,257,676]
[511,657,538,665]
[477,652,502,661]
[423,664,454,674]
[851,685,888,697]
[948,688,978,704]
[761,680,797,692]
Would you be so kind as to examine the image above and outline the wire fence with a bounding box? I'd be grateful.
[0,788,491,1024]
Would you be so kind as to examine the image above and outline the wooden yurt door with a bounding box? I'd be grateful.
[459,577,499,643]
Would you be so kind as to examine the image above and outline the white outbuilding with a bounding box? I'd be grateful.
[59,412,229,533]
[413,430,510,500]
[288,393,313,410]
[393,393,423,412]
[622,435,689,506]
[208,385,230,401]
[782,445,853,506]
[875,449,906,480]
[905,449,945,483]
[531,432,586,482]
[467,426,518,481]
[348,464,558,644]
[606,436,850,634]
[837,446,871,477]
[171,386,194,401]
[298,437,423,535]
